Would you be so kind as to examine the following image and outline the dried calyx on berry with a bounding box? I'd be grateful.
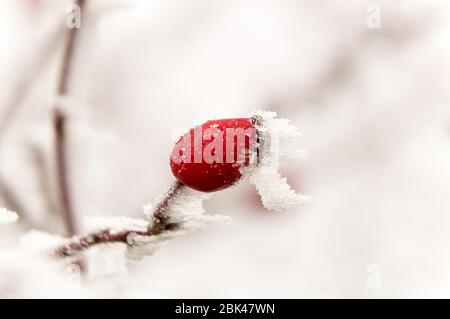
[170,111,311,212]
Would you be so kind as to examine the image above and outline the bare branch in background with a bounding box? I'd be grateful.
[0,17,64,143]
[0,176,35,229]
[28,145,58,220]
[0,11,66,225]
[53,0,86,237]
[53,111,77,235]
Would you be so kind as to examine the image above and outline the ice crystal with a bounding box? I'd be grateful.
[243,111,311,211]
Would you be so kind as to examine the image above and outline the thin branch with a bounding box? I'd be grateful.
[57,0,86,96]
[0,175,36,229]
[148,180,184,233]
[28,145,59,221]
[53,111,77,235]
[0,14,65,144]
[0,11,67,225]
[51,181,184,258]
[53,0,86,237]
[0,177,24,218]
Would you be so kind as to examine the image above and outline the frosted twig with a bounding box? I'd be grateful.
[148,180,184,234]
[51,181,185,258]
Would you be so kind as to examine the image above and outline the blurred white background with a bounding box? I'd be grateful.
[0,0,450,298]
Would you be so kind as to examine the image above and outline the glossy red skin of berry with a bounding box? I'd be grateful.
[170,118,255,192]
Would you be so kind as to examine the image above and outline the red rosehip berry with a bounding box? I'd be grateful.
[170,118,257,192]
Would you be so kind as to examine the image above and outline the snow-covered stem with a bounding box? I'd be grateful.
[51,181,185,258]
[147,180,184,234]
[53,0,86,237]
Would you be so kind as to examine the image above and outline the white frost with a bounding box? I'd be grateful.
[251,110,308,164]
[83,216,148,235]
[148,186,230,230]
[73,187,231,264]
[244,166,311,212]
[128,186,231,262]
[142,203,153,218]
[0,208,18,224]
[244,111,311,212]
[19,230,67,254]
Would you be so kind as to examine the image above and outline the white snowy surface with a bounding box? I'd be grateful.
[0,208,18,224]
[19,230,67,254]
[0,0,450,298]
